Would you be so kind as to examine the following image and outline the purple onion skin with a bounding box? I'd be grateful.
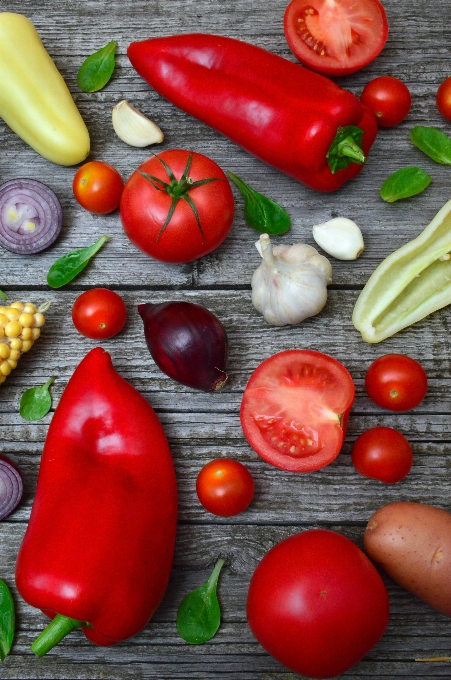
[0,453,23,520]
[138,302,228,392]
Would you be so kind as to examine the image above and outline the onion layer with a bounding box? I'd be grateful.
[0,453,23,520]
[0,178,63,254]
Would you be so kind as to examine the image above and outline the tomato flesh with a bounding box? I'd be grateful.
[240,350,354,472]
[365,354,427,411]
[196,458,254,517]
[352,426,413,483]
[284,0,388,76]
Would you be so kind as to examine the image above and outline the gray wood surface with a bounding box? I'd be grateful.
[1,0,451,677]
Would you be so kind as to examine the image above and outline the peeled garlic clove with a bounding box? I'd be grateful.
[112,100,164,147]
[312,217,364,260]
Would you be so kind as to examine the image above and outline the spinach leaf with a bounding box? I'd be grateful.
[380,167,432,203]
[410,126,451,164]
[0,580,14,662]
[177,559,224,644]
[0,291,6,301]
[227,171,290,234]
[47,236,110,288]
[20,377,56,421]
[78,41,117,93]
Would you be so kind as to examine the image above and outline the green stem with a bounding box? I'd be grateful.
[31,614,86,657]
[206,559,225,595]
[326,125,365,174]
[336,136,366,164]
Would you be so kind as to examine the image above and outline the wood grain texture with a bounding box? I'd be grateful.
[1,0,451,677]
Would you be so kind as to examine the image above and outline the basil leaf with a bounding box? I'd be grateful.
[0,580,14,662]
[20,377,56,422]
[410,126,451,165]
[0,291,7,301]
[380,167,432,203]
[227,171,290,234]
[77,41,117,93]
[177,559,224,644]
[47,236,110,288]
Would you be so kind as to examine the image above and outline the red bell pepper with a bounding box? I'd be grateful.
[127,33,378,192]
[15,348,178,655]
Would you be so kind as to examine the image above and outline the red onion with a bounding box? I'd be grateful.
[0,454,23,520]
[138,301,228,391]
[0,178,62,254]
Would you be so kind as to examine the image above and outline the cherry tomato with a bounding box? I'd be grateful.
[240,350,355,473]
[360,76,412,127]
[72,288,127,340]
[365,354,427,411]
[73,161,124,214]
[283,0,388,77]
[120,149,234,264]
[352,426,413,484]
[196,458,254,517]
[247,529,390,678]
[436,76,451,121]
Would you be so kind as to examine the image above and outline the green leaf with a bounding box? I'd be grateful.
[177,559,224,644]
[227,171,290,234]
[380,167,432,203]
[410,126,451,165]
[0,580,14,662]
[77,41,117,93]
[0,291,7,301]
[47,236,110,288]
[20,377,57,422]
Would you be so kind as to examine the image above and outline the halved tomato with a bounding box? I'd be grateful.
[284,0,389,77]
[240,350,355,472]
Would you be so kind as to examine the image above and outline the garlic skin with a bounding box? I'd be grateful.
[112,100,164,147]
[251,233,332,326]
[312,217,364,260]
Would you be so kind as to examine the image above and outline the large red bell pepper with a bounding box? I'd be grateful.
[15,348,178,655]
[127,34,378,192]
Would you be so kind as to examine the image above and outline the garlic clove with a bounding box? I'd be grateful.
[312,217,364,260]
[112,100,164,147]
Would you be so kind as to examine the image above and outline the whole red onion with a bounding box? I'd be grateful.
[138,301,228,391]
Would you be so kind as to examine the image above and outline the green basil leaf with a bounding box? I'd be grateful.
[0,291,7,301]
[47,236,110,288]
[227,171,290,234]
[77,41,117,93]
[380,167,432,203]
[410,126,451,165]
[0,580,14,662]
[177,559,224,644]
[20,377,56,422]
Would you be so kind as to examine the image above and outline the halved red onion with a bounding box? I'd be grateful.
[0,178,63,254]
[0,453,23,520]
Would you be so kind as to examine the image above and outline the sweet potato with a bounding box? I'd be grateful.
[364,501,451,615]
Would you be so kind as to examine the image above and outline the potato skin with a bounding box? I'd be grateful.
[364,502,451,616]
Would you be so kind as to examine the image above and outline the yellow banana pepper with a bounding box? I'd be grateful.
[0,13,90,166]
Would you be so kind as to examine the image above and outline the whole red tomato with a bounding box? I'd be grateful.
[283,0,388,76]
[73,161,124,214]
[365,354,427,411]
[240,350,355,473]
[196,458,254,517]
[120,150,234,264]
[247,529,389,679]
[351,426,413,484]
[72,288,127,339]
[436,76,451,121]
[360,76,412,127]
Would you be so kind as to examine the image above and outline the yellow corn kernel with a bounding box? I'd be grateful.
[0,344,10,359]
[21,340,33,352]
[5,308,20,322]
[10,301,25,311]
[20,327,33,341]
[9,338,22,351]
[0,361,11,376]
[9,349,20,361]
[0,375,5,384]
[23,303,37,314]
[5,321,22,338]
[19,312,34,328]
[7,359,17,370]
[0,314,8,328]
[33,312,46,327]
[31,327,40,340]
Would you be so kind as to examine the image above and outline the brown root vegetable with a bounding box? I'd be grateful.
[364,501,451,616]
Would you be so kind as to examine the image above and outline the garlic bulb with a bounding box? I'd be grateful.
[312,217,364,260]
[112,100,164,147]
[251,233,332,326]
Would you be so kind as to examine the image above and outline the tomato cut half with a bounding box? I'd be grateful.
[240,350,355,472]
[284,0,389,77]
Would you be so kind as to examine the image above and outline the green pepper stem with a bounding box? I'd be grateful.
[336,136,366,164]
[31,614,86,657]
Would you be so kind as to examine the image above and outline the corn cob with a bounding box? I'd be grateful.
[0,301,50,384]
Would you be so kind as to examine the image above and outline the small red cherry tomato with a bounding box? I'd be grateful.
[365,354,427,411]
[352,427,413,484]
[72,288,127,340]
[196,458,254,517]
[73,161,124,214]
[360,76,412,127]
[436,76,451,121]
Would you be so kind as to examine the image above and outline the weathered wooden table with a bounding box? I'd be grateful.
[1,0,451,677]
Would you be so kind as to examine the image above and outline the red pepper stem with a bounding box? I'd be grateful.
[336,136,365,164]
[31,614,86,657]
